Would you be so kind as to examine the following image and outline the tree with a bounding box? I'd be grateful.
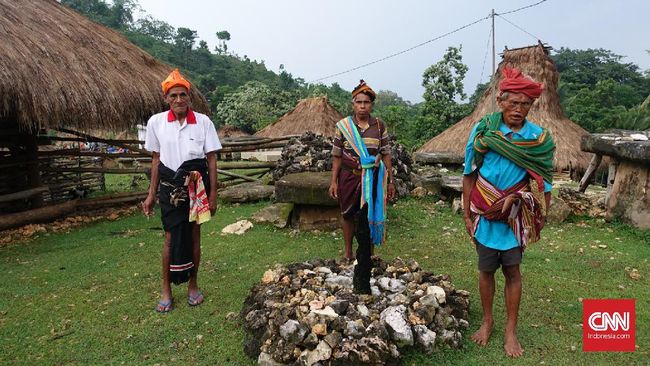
[374,90,410,111]
[215,30,231,54]
[61,0,136,29]
[174,27,198,68]
[419,46,472,145]
[134,16,175,43]
[613,95,650,131]
[552,48,650,131]
[564,79,637,132]
[303,83,353,116]
[468,82,489,108]
[374,104,419,150]
[107,0,137,29]
[215,81,298,133]
[61,0,111,25]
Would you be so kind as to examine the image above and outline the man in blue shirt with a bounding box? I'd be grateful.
[462,67,555,358]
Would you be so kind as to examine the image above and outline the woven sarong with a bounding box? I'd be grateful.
[158,159,210,284]
[469,173,545,251]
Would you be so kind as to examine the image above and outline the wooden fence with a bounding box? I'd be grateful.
[0,128,297,229]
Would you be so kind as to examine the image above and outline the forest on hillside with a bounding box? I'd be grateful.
[62,0,650,149]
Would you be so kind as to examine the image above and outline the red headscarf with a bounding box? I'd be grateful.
[498,67,544,99]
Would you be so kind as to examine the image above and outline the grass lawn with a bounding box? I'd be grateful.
[0,198,648,365]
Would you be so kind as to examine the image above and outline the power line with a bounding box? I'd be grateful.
[309,15,489,83]
[497,0,548,16]
[497,14,544,42]
[308,0,550,83]
[479,24,493,83]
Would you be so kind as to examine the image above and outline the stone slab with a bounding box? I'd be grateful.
[220,182,275,203]
[251,203,294,228]
[581,131,650,163]
[413,152,464,165]
[241,150,282,162]
[292,205,341,231]
[275,172,338,206]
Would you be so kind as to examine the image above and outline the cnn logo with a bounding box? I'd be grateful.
[587,312,629,331]
[583,299,635,352]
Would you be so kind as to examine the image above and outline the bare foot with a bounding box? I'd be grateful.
[471,319,494,346]
[504,331,524,358]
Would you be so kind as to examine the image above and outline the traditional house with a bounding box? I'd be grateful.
[0,0,210,215]
[255,96,343,138]
[417,43,592,177]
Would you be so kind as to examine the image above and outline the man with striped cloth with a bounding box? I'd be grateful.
[462,67,555,358]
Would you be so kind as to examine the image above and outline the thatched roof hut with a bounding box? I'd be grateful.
[255,96,343,138]
[0,0,211,217]
[0,0,209,133]
[417,44,592,173]
[218,125,251,138]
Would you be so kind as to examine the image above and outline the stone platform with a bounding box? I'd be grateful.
[581,130,649,229]
[275,172,341,230]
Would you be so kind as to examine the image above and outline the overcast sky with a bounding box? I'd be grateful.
[137,0,649,102]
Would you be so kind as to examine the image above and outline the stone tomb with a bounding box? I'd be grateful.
[581,131,650,229]
[275,171,341,231]
[241,257,470,365]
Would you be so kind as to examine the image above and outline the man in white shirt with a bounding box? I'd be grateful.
[142,69,222,313]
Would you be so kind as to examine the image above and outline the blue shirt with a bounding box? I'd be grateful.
[463,119,552,250]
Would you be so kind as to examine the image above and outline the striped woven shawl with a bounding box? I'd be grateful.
[473,112,555,186]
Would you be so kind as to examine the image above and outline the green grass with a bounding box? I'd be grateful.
[0,198,648,365]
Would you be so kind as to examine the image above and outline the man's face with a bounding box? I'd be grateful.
[498,92,533,127]
[352,93,373,118]
[165,86,190,115]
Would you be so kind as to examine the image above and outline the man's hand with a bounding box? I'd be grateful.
[375,155,382,167]
[501,194,516,214]
[209,192,217,215]
[463,215,474,238]
[387,182,396,201]
[142,194,156,217]
[328,181,338,200]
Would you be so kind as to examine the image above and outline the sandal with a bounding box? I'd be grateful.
[155,298,174,313]
[188,292,204,306]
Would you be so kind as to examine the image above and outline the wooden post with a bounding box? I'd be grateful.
[217,169,260,182]
[605,159,618,204]
[26,132,44,208]
[578,154,602,193]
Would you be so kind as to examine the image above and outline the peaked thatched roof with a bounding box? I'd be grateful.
[0,0,209,133]
[255,96,343,138]
[417,44,592,173]
[218,125,250,138]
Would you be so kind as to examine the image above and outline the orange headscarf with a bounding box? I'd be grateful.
[352,80,376,101]
[161,68,191,95]
[498,67,544,99]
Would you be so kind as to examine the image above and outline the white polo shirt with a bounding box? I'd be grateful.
[144,109,222,171]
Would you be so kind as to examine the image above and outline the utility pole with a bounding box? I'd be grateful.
[491,9,497,111]
[491,9,496,75]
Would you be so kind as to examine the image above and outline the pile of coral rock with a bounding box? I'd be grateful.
[271,132,334,182]
[240,257,470,365]
[271,133,415,198]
